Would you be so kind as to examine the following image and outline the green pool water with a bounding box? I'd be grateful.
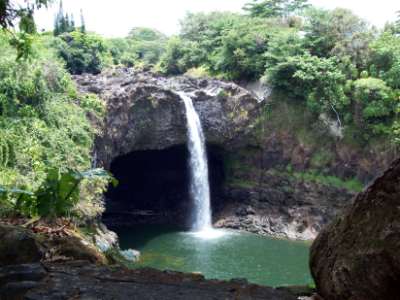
[115,225,313,287]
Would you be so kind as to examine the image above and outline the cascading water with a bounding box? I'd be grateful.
[179,92,212,232]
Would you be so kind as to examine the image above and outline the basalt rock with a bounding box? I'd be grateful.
[74,68,260,169]
[0,223,108,266]
[0,225,43,266]
[0,262,297,300]
[214,172,354,240]
[310,158,400,300]
[74,69,358,240]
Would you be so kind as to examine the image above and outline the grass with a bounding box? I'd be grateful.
[227,178,258,189]
[292,171,363,192]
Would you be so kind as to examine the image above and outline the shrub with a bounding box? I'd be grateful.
[54,31,109,75]
[352,77,396,135]
[0,169,116,218]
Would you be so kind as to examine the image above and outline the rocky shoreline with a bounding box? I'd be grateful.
[0,261,308,300]
[0,222,317,300]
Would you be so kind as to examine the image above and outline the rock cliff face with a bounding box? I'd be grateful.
[74,69,364,240]
[310,158,400,300]
[215,171,353,240]
[74,68,260,169]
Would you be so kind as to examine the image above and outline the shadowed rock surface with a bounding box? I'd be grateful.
[0,262,297,300]
[310,158,400,300]
[215,171,353,240]
[74,68,260,169]
[0,225,43,266]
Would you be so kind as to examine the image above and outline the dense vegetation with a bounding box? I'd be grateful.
[0,31,111,218]
[0,0,399,218]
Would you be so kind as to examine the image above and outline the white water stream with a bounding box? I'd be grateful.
[179,92,213,233]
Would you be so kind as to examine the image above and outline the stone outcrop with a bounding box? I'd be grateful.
[310,158,400,300]
[74,68,260,168]
[0,262,298,300]
[74,69,360,240]
[215,172,354,240]
[0,223,107,266]
[0,225,43,266]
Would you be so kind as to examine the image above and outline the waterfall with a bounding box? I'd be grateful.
[179,92,212,232]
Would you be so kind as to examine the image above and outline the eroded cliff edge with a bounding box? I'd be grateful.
[74,68,393,240]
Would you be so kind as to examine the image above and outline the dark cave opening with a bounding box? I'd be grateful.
[103,144,225,228]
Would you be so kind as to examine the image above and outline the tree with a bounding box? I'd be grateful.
[265,53,348,121]
[243,0,283,18]
[127,27,167,66]
[107,38,138,67]
[0,0,50,30]
[0,30,105,201]
[303,8,373,69]
[351,78,396,135]
[0,0,52,59]
[395,11,400,34]
[157,37,203,75]
[264,29,305,68]
[210,17,271,80]
[80,9,85,33]
[53,0,74,36]
[243,0,309,18]
[1,168,116,218]
[369,31,400,89]
[179,12,274,80]
[55,31,109,74]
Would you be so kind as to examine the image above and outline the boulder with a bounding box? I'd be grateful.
[310,158,400,300]
[0,225,43,266]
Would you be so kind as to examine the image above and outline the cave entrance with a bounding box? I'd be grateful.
[103,144,225,228]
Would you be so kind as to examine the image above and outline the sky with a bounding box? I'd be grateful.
[34,0,398,37]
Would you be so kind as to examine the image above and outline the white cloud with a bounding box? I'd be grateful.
[34,0,398,37]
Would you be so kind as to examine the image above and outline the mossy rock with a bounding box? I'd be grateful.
[0,224,43,266]
[48,235,107,264]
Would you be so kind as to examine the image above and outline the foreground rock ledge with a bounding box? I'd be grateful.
[310,158,400,300]
[0,262,297,300]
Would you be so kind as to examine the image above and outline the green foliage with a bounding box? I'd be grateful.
[79,9,86,34]
[210,17,272,80]
[243,0,310,18]
[352,77,396,135]
[178,12,275,80]
[54,31,109,74]
[369,32,400,89]
[184,66,211,78]
[0,0,52,59]
[0,0,50,30]
[0,30,100,193]
[106,27,167,68]
[292,170,363,192]
[393,121,400,145]
[128,27,167,66]
[78,93,106,118]
[264,30,305,67]
[1,1,400,218]
[0,168,116,218]
[157,37,203,75]
[107,38,138,67]
[266,53,348,115]
[53,0,75,36]
[303,7,373,68]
